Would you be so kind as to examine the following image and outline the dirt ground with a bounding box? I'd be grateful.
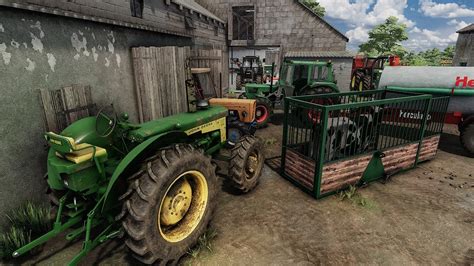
[20,113,474,265]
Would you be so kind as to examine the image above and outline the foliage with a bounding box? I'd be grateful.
[359,16,408,58]
[301,0,325,17]
[339,185,378,209]
[186,227,218,259]
[404,45,455,66]
[0,201,52,260]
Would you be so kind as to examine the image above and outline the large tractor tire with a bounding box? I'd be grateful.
[228,135,264,193]
[255,98,272,128]
[122,144,219,264]
[460,122,474,156]
[351,71,364,91]
[362,75,372,91]
[236,75,242,90]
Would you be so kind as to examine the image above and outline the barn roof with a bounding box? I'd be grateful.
[172,0,225,23]
[457,24,474,33]
[296,0,349,42]
[285,50,355,59]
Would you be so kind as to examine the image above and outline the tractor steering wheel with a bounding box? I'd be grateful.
[95,105,117,137]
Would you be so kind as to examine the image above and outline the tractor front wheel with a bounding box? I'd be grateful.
[228,135,265,193]
[122,144,218,264]
[255,99,271,128]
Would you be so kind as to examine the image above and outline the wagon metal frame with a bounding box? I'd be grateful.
[281,89,449,199]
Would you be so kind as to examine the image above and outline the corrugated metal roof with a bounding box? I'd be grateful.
[457,24,474,33]
[285,51,356,58]
[172,0,224,23]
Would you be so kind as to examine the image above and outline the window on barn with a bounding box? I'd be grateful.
[131,0,144,18]
[232,6,255,41]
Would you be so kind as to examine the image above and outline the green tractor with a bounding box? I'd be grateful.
[13,99,264,265]
[235,56,264,89]
[240,60,340,127]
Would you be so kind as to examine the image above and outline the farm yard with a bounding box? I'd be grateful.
[20,121,474,266]
[1,0,473,265]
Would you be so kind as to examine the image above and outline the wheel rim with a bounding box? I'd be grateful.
[158,170,208,243]
[255,105,268,123]
[245,150,260,180]
[359,81,364,91]
[351,76,356,89]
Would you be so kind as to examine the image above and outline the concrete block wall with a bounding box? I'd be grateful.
[453,33,473,66]
[196,0,348,51]
[0,0,227,50]
[0,6,194,223]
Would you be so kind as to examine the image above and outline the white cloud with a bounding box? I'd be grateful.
[419,0,474,18]
[403,27,458,51]
[346,26,370,44]
[319,0,415,49]
[447,19,469,30]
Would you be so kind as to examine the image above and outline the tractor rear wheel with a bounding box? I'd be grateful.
[122,144,219,264]
[236,75,242,90]
[255,99,271,128]
[228,135,264,193]
[460,122,474,156]
[363,75,372,91]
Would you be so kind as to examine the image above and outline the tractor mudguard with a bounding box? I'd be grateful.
[101,131,189,212]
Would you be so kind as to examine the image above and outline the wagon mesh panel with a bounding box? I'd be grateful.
[281,90,449,197]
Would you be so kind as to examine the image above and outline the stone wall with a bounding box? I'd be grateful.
[0,6,194,223]
[0,0,227,50]
[196,0,348,51]
[453,33,473,66]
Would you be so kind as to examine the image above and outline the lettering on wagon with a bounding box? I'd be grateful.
[399,110,431,121]
[455,76,474,88]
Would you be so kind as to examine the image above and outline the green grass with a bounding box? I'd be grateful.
[339,185,378,210]
[185,227,218,263]
[0,201,52,260]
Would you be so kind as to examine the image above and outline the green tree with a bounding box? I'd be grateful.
[359,16,408,57]
[442,45,455,60]
[301,0,325,17]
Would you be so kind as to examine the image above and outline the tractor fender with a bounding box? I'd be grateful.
[101,131,189,212]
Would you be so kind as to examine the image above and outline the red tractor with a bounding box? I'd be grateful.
[350,55,400,91]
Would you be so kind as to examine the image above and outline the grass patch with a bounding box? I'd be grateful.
[0,201,52,260]
[339,185,378,210]
[185,228,218,262]
[263,138,277,146]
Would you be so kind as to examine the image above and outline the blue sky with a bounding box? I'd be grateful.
[317,0,474,52]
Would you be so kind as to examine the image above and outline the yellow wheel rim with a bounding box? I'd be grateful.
[359,81,363,92]
[351,76,356,88]
[158,170,208,243]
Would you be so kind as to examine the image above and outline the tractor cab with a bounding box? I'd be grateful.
[279,60,338,96]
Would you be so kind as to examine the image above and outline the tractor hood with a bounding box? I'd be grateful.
[128,106,228,142]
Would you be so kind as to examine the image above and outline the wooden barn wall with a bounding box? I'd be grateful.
[132,46,225,122]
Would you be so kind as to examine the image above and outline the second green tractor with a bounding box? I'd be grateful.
[240,60,340,127]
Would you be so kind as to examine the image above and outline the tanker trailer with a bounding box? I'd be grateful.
[378,66,474,155]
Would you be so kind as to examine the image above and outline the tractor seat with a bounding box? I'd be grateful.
[45,132,107,164]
